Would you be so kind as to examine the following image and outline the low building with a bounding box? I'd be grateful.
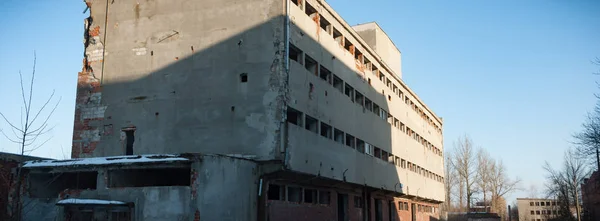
[516,198,561,221]
[582,170,600,221]
[0,152,50,220]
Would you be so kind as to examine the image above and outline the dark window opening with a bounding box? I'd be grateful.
[304,189,317,204]
[355,50,362,61]
[355,91,364,107]
[381,151,388,161]
[268,184,284,200]
[379,72,385,82]
[319,16,331,34]
[334,129,344,144]
[344,39,353,53]
[333,28,343,46]
[375,199,383,221]
[345,134,355,148]
[319,190,331,205]
[320,122,333,139]
[289,44,302,64]
[240,73,248,83]
[333,74,343,92]
[364,98,373,112]
[344,84,354,101]
[291,0,301,7]
[320,65,332,84]
[356,139,365,153]
[365,58,372,70]
[305,55,318,76]
[374,147,381,158]
[287,186,302,203]
[108,167,191,187]
[373,104,380,116]
[124,129,135,155]
[305,115,318,134]
[305,2,317,18]
[29,171,98,198]
[287,107,303,127]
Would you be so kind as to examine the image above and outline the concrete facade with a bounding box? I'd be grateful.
[516,198,561,221]
[13,0,445,220]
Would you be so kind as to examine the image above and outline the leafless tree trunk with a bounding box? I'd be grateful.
[476,148,493,211]
[0,52,61,155]
[489,159,521,215]
[0,52,60,221]
[443,151,457,214]
[573,58,600,170]
[451,135,477,212]
[544,148,589,221]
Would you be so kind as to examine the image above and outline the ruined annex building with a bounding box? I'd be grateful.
[13,0,445,220]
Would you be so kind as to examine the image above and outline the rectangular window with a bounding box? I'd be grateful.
[320,122,333,139]
[319,190,331,205]
[333,74,343,92]
[379,72,385,82]
[356,139,365,153]
[320,65,332,84]
[355,91,364,107]
[287,186,302,203]
[305,2,317,17]
[319,16,331,34]
[333,28,343,46]
[305,55,318,76]
[365,143,374,156]
[364,98,373,112]
[29,172,98,198]
[374,147,381,158]
[333,128,344,144]
[123,128,135,155]
[305,114,318,133]
[268,184,284,200]
[289,44,302,64]
[286,107,303,127]
[345,134,356,148]
[304,189,317,204]
[344,83,355,102]
[373,104,380,116]
[354,196,363,208]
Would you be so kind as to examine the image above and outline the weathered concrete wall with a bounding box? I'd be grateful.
[20,155,258,221]
[73,0,286,160]
[285,0,444,202]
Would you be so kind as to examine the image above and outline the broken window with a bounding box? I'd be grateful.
[319,190,330,205]
[291,0,302,7]
[333,28,343,46]
[320,65,332,84]
[305,2,318,18]
[333,74,343,92]
[123,129,135,155]
[108,167,191,187]
[320,122,333,139]
[365,144,374,156]
[305,114,318,134]
[381,150,388,161]
[289,44,302,64]
[373,104,380,116]
[374,147,381,158]
[386,78,392,88]
[304,189,317,204]
[287,107,303,127]
[379,72,385,82]
[365,58,372,71]
[240,73,248,83]
[319,16,331,34]
[364,98,373,112]
[344,39,354,54]
[334,128,344,144]
[304,55,318,76]
[268,184,284,200]
[356,139,365,153]
[29,171,98,198]
[355,91,364,107]
[345,134,355,148]
[288,186,302,203]
[355,50,363,62]
[344,83,354,102]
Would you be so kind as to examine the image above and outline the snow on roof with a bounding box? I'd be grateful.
[56,198,127,206]
[23,154,189,168]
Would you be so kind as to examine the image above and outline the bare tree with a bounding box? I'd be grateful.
[573,57,600,170]
[0,52,60,155]
[544,148,590,221]
[451,135,478,212]
[476,148,493,210]
[528,184,539,199]
[442,151,458,214]
[489,159,521,216]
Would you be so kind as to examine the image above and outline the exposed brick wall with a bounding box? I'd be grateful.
[582,171,600,221]
[72,3,107,158]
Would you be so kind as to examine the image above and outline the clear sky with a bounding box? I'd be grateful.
[1,0,599,205]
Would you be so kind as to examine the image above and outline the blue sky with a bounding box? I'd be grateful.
[0,0,599,204]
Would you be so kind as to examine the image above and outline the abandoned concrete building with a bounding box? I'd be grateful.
[13,0,445,220]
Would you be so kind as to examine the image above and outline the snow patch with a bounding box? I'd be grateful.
[56,198,127,205]
[23,154,189,168]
